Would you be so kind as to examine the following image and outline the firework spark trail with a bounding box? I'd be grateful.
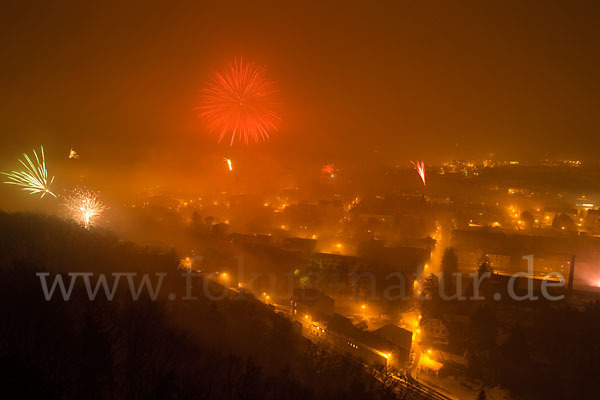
[198,57,280,146]
[225,158,233,171]
[411,161,426,186]
[64,189,106,228]
[1,146,56,198]
[321,164,335,177]
[68,148,79,159]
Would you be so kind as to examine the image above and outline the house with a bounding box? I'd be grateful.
[421,316,450,346]
[325,314,399,369]
[372,324,413,366]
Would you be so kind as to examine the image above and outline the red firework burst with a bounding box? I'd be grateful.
[198,58,280,146]
[321,164,335,177]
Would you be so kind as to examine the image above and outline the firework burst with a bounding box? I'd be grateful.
[1,146,56,198]
[321,164,335,178]
[411,161,426,186]
[64,189,106,228]
[198,57,280,146]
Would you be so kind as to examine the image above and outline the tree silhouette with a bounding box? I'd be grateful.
[0,211,410,400]
[477,389,486,400]
[552,212,576,231]
[520,210,534,230]
[440,247,459,296]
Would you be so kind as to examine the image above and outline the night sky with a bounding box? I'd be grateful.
[1,0,599,200]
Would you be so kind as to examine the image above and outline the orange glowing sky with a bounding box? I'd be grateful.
[0,0,599,204]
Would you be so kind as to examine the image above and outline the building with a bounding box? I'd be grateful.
[451,229,572,275]
[542,207,577,227]
[421,317,450,346]
[228,232,273,247]
[296,308,411,370]
[282,237,317,253]
[290,288,335,322]
[372,324,413,366]
[585,209,600,234]
[325,314,402,370]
